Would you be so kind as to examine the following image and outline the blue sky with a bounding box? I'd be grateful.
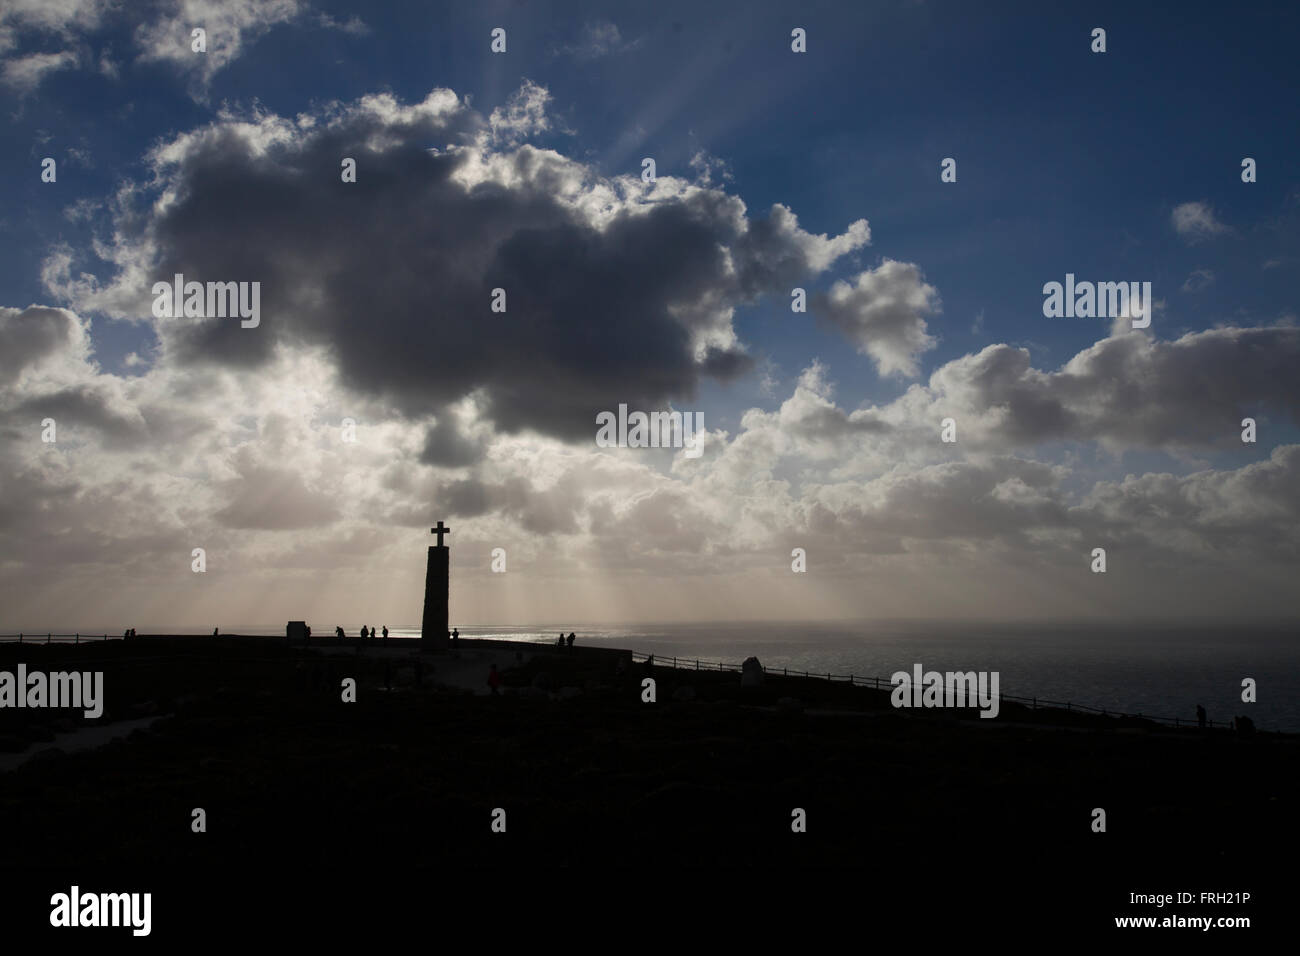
[2,0,1298,626]
[7,2,1297,410]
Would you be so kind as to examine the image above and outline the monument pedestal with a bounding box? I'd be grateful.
[420,543,449,648]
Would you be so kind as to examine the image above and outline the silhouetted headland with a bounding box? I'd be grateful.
[1,632,1295,886]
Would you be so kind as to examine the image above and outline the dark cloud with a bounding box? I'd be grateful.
[10,385,147,447]
[0,306,78,377]
[930,325,1300,450]
[431,475,579,534]
[418,417,484,468]
[790,404,890,439]
[95,89,863,442]
[1081,443,1300,562]
[213,463,339,530]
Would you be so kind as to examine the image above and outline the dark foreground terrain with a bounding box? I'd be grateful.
[1,636,1291,934]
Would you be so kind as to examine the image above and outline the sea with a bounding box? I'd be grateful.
[6,620,1297,732]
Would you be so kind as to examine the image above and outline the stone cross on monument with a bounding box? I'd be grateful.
[420,521,451,648]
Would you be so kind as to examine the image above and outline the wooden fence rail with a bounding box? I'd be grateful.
[628,651,1217,729]
[0,633,116,644]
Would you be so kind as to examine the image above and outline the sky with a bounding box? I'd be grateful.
[1,0,1299,629]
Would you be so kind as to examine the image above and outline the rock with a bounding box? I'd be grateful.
[741,657,764,689]
[672,685,697,702]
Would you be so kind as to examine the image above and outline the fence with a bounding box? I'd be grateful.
[627,651,1224,730]
[0,633,119,645]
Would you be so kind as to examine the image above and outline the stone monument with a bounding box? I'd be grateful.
[420,521,451,648]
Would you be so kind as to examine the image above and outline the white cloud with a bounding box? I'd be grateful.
[1171,201,1229,242]
[488,79,555,144]
[4,301,1299,625]
[1,50,78,91]
[818,259,940,377]
[134,0,304,96]
[0,0,351,96]
[552,20,643,61]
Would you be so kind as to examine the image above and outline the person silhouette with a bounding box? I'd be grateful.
[336,625,345,638]
[567,632,575,648]
[557,633,565,647]
[452,627,459,643]
[361,625,369,640]
[382,625,388,641]
[1196,703,1207,729]
[212,627,218,637]
[488,663,501,695]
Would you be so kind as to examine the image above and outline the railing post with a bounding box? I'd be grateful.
[47,632,51,645]
[695,659,699,670]
[75,632,79,644]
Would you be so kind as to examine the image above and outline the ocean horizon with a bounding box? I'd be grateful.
[8,620,1295,732]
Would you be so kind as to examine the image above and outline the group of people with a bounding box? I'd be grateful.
[1196,704,1256,736]
[556,632,576,648]
[334,625,390,640]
